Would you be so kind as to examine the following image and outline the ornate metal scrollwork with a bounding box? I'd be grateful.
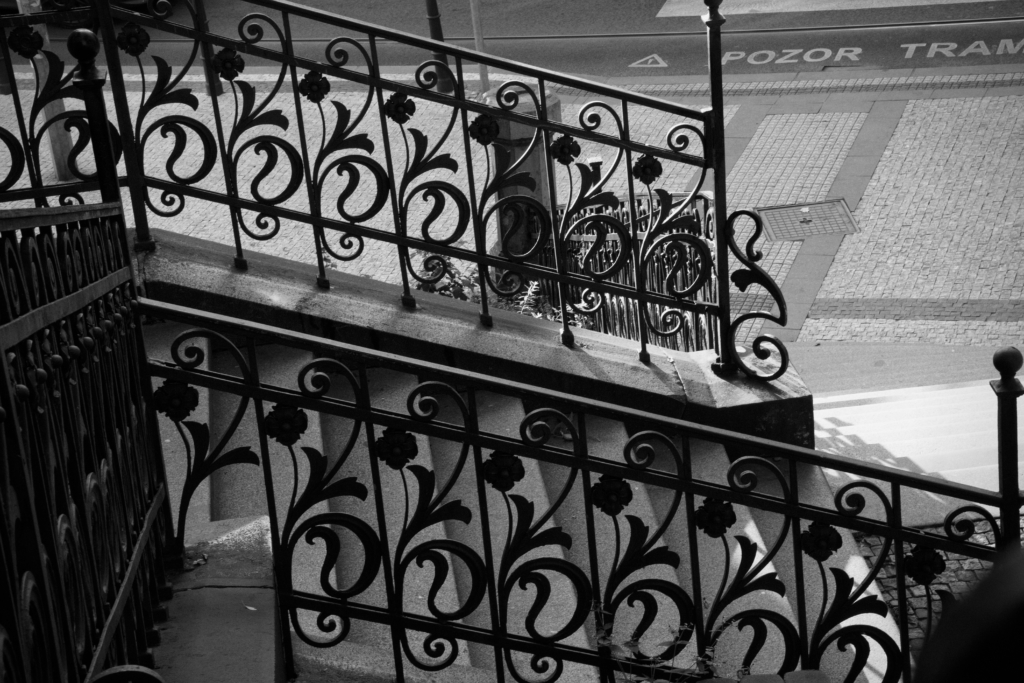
[1,204,167,683]
[154,329,259,553]
[726,210,789,381]
[0,23,118,204]
[793,481,902,683]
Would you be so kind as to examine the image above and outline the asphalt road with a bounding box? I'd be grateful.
[29,1,1024,78]
[98,0,1023,78]
[200,0,1024,37]
[354,19,1024,76]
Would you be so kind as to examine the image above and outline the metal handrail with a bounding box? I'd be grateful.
[139,297,1001,508]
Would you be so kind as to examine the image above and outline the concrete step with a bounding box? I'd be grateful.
[153,517,281,683]
[292,638,494,683]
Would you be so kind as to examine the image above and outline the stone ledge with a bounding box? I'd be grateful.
[136,228,812,447]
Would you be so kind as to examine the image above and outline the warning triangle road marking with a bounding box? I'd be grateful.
[629,54,668,68]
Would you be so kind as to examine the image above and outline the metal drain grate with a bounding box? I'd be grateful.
[756,199,858,242]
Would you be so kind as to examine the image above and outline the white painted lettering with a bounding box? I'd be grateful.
[804,48,833,62]
[901,43,927,58]
[747,50,776,65]
[959,41,990,56]
[927,42,957,58]
[835,47,862,61]
[722,51,746,65]
[997,38,1024,55]
[776,49,802,64]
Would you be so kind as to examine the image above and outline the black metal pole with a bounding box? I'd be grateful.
[195,0,224,98]
[992,347,1023,550]
[704,0,735,374]
[0,44,12,96]
[68,29,121,204]
[94,0,156,251]
[424,0,454,93]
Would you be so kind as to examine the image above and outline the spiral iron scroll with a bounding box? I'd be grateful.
[726,210,789,381]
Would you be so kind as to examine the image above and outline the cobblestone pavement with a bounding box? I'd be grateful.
[810,298,1024,320]
[724,111,866,340]
[804,95,1024,346]
[855,516,1024,662]
[728,111,866,289]
[601,72,1024,98]
[801,318,1024,345]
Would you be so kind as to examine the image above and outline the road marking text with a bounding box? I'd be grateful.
[902,39,1024,58]
[722,47,861,65]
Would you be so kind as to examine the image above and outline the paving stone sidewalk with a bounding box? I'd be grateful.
[802,94,1024,347]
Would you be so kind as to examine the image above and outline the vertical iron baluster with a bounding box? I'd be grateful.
[369,38,413,308]
[69,31,118,204]
[703,0,733,373]
[282,13,330,290]
[892,484,911,680]
[244,334,293,677]
[574,413,607,681]
[538,84,573,347]
[991,347,1023,550]
[466,388,505,680]
[192,9,246,271]
[789,458,809,667]
[455,58,491,327]
[358,366,405,679]
[681,436,707,666]
[193,0,223,98]
[621,100,650,363]
[93,0,153,249]
[130,294,176,554]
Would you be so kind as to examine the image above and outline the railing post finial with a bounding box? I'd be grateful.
[68,27,101,80]
[994,346,1023,383]
[991,346,1023,551]
[69,29,121,205]
[703,0,725,24]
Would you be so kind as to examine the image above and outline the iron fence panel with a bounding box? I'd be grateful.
[0,203,169,683]
[142,297,1007,683]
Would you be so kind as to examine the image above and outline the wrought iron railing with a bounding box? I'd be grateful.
[0,3,115,206]
[543,194,718,352]
[0,28,171,683]
[0,201,170,683]
[0,0,790,380]
[143,296,1022,683]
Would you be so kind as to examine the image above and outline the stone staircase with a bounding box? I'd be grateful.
[143,326,891,683]
[136,229,898,683]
